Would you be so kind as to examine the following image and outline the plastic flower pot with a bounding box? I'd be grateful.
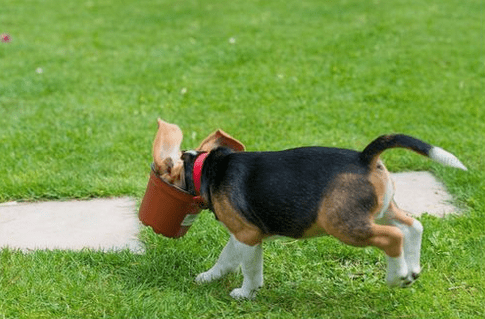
[139,164,204,238]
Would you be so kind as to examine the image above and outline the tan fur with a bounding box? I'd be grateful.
[152,119,245,189]
[368,223,404,257]
[212,193,264,246]
[302,173,375,246]
[153,119,183,174]
[380,201,415,227]
[368,160,391,217]
[298,160,406,259]
[196,130,245,153]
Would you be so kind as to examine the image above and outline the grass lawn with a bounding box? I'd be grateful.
[1,0,484,317]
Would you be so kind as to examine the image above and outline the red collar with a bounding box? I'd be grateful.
[192,152,208,195]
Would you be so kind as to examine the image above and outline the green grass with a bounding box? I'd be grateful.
[1,0,484,317]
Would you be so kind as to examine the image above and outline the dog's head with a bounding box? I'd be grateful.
[152,118,245,191]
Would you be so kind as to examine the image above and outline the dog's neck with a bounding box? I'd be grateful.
[182,151,208,196]
[193,153,209,195]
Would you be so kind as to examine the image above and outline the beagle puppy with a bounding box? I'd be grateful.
[155,120,467,299]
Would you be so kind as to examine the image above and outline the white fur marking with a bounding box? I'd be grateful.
[185,150,198,156]
[429,147,467,170]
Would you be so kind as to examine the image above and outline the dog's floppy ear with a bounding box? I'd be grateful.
[196,129,245,152]
[153,118,183,174]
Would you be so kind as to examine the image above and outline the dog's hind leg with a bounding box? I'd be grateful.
[364,223,410,287]
[195,234,264,299]
[379,201,423,283]
[318,173,413,287]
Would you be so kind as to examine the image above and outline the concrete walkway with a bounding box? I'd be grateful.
[0,198,144,253]
[392,172,459,217]
[0,172,461,252]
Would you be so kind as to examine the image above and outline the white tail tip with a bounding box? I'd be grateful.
[429,147,467,171]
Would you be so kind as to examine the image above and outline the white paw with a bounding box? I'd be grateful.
[387,265,420,288]
[408,265,421,280]
[387,274,407,287]
[230,288,257,300]
[386,255,411,288]
[387,272,417,288]
[391,272,420,288]
[386,254,421,288]
[195,270,221,284]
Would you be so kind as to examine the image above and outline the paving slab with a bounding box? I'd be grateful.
[0,172,461,252]
[0,198,144,252]
[391,171,460,217]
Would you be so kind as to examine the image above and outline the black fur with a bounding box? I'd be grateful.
[181,151,199,195]
[200,146,372,238]
[360,134,432,166]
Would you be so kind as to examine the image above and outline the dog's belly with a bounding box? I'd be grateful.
[240,197,322,238]
[265,230,329,241]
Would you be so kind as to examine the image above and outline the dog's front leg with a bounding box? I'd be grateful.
[229,239,263,300]
[196,234,241,283]
[196,234,263,299]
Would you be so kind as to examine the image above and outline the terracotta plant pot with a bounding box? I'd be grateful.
[139,165,204,238]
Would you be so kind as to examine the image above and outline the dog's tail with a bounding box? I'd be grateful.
[360,134,467,170]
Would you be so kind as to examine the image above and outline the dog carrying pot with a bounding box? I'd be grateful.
[139,119,245,238]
